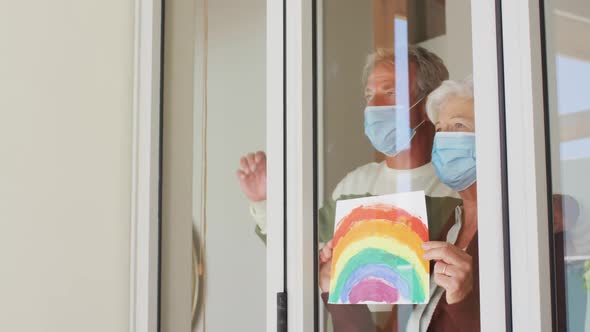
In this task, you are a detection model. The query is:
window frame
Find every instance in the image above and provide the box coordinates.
[501,0,555,330]
[129,0,163,331]
[279,0,514,331]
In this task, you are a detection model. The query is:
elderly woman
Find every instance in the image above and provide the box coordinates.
[406,78,479,331]
[319,78,479,332]
[320,78,573,331]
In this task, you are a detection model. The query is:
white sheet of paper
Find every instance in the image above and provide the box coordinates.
[329,190,430,305]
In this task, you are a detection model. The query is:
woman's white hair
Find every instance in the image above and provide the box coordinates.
[426,77,474,124]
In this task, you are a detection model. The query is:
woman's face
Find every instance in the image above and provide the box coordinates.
[434,96,475,133]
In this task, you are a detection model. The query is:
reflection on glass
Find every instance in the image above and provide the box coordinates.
[316,1,479,331]
[544,1,590,330]
[193,2,267,331]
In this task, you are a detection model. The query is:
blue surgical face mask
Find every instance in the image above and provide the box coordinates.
[431,132,477,192]
[364,100,425,157]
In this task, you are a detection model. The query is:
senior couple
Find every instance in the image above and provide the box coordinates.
[236,46,569,331]
[318,72,479,332]
[236,45,479,331]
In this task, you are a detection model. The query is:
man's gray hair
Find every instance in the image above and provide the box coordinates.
[426,77,474,124]
[362,46,449,99]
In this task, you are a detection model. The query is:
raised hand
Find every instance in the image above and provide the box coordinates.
[236,151,267,202]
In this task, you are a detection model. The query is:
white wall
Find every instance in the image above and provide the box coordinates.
[444,0,473,80]
[322,0,375,199]
[0,1,134,331]
[418,0,473,80]
[193,0,267,331]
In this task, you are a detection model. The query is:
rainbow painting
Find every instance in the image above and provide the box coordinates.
[328,191,429,305]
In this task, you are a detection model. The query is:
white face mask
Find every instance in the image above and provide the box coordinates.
[364,99,425,157]
[431,132,477,191]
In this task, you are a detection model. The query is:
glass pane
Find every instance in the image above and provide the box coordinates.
[315,1,482,331]
[193,1,267,331]
[542,0,590,330]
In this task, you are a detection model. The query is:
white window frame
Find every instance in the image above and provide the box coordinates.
[155,0,289,330]
[501,0,554,330]
[266,0,287,331]
[472,1,511,331]
[283,0,316,330]
[128,0,162,331]
[154,0,558,330]
[279,0,514,331]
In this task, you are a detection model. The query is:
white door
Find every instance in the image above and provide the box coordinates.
[160,0,286,331]
[279,0,512,331]
[501,0,590,330]
[158,0,574,331]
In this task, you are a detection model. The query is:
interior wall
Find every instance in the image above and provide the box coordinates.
[418,0,472,80]
[0,1,134,331]
[193,0,267,331]
[322,0,375,200]
[444,0,473,80]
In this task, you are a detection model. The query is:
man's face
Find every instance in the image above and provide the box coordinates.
[364,62,426,127]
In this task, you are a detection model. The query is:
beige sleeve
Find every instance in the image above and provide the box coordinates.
[331,166,363,200]
[249,200,267,234]
[331,175,349,201]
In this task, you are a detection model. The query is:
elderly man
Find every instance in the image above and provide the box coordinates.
[237,46,458,244]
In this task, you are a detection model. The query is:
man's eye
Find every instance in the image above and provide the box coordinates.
[386,91,395,96]
[455,122,466,129]
[365,94,373,101]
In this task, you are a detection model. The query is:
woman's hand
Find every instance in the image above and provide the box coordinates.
[319,240,334,293]
[423,241,473,304]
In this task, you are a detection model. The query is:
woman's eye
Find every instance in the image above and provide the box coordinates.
[454,122,466,129]
[386,91,395,96]
[365,94,373,101]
